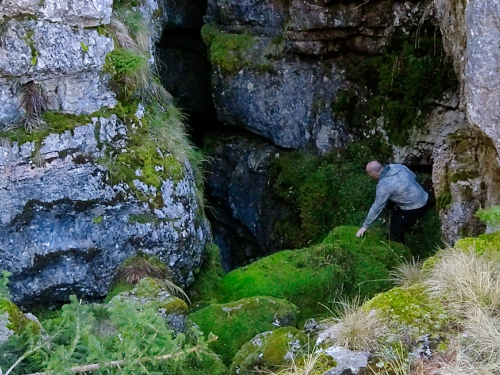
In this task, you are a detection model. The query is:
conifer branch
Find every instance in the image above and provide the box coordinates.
[21,334,218,375]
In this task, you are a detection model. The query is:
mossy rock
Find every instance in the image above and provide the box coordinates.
[363,284,450,337]
[454,231,500,254]
[230,327,308,375]
[0,298,34,345]
[187,243,225,306]
[219,226,410,323]
[109,278,188,314]
[188,296,299,365]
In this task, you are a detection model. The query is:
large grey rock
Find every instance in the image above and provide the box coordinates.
[323,346,370,375]
[0,19,115,126]
[0,0,112,26]
[212,54,349,152]
[0,115,210,305]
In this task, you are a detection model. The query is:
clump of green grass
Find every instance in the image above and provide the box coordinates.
[105,9,171,103]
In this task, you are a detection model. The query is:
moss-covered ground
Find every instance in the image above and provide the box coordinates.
[188,296,299,366]
[218,226,410,324]
[187,243,226,306]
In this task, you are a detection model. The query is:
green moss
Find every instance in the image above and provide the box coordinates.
[0,110,102,145]
[92,216,103,224]
[230,327,308,375]
[454,231,500,254]
[133,277,165,297]
[104,281,134,303]
[200,24,221,46]
[220,226,410,323]
[363,285,450,336]
[128,213,158,224]
[188,296,299,365]
[0,298,31,334]
[159,297,188,314]
[24,30,38,66]
[336,37,457,146]
[187,243,226,305]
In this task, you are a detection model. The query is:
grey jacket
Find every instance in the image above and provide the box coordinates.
[362,164,428,228]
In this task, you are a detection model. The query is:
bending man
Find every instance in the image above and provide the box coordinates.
[356,161,428,243]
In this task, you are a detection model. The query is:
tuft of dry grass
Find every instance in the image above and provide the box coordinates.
[114,254,189,302]
[319,296,385,351]
[426,246,500,314]
[390,258,426,287]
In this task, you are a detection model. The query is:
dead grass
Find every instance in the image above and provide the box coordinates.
[319,296,385,351]
[115,254,189,302]
[426,246,500,314]
[390,258,426,287]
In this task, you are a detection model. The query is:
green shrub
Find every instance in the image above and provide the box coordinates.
[0,296,224,375]
[475,206,500,229]
[188,296,299,365]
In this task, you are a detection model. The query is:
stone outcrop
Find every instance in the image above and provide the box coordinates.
[204,130,294,268]
[204,0,430,153]
[0,1,116,126]
[430,0,500,243]
[0,114,210,305]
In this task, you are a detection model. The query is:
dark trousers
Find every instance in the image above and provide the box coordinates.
[389,205,427,243]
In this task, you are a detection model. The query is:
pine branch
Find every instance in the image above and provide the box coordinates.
[21,335,218,375]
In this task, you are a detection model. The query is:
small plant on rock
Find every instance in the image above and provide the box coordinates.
[389,258,426,288]
[114,253,189,301]
[19,81,47,132]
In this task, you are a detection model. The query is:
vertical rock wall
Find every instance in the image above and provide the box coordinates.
[0,0,211,304]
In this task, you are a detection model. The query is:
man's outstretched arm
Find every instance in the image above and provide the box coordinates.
[356,185,391,237]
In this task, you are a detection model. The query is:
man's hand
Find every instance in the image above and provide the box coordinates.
[356,227,367,238]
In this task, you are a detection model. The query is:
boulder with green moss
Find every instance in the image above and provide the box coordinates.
[219,226,410,322]
[188,296,299,365]
[363,285,450,338]
[110,277,189,333]
[0,298,32,345]
[230,326,307,375]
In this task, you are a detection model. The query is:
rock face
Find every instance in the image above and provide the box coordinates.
[204,0,430,153]
[429,0,500,243]
[205,130,293,268]
[0,2,116,126]
[0,114,210,305]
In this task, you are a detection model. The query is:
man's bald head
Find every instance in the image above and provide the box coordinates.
[366,161,384,179]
